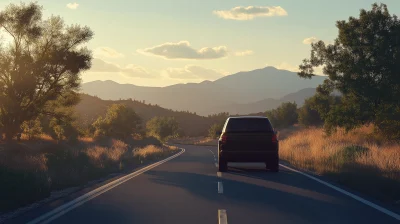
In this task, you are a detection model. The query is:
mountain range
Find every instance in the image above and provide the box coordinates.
[81,66,327,115]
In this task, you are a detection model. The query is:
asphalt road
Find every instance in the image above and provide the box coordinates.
[7,145,400,224]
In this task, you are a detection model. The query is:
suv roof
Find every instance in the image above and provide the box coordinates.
[228,116,269,119]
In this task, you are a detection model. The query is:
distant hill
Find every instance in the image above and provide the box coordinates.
[75,94,226,137]
[81,66,326,115]
[215,88,317,115]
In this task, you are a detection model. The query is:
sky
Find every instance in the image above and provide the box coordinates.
[1,0,400,87]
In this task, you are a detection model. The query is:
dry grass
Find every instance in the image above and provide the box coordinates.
[0,138,179,212]
[280,125,400,203]
[170,136,217,146]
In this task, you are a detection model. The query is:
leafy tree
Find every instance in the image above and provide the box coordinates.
[266,102,298,128]
[298,3,400,138]
[21,117,42,140]
[48,108,80,142]
[298,94,341,127]
[146,117,180,142]
[0,2,93,141]
[93,104,141,139]
[298,100,323,127]
[208,122,225,138]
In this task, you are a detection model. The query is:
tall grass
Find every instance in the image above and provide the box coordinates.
[0,139,179,212]
[279,126,400,203]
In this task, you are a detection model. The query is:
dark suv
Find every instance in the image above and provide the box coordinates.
[217,116,279,172]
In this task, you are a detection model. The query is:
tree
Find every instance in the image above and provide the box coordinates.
[298,94,341,127]
[298,3,400,138]
[266,102,298,128]
[146,117,180,142]
[298,99,323,127]
[208,122,225,138]
[93,104,141,139]
[48,109,80,142]
[0,2,93,141]
[21,117,42,140]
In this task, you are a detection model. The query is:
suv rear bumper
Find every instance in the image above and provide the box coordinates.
[219,150,278,162]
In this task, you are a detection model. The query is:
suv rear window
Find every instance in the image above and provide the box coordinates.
[225,118,273,132]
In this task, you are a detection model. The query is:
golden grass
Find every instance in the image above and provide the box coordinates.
[280,125,400,182]
[133,145,163,158]
[279,125,400,203]
[170,136,217,146]
[0,153,47,171]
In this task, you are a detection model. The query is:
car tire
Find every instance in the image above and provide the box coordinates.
[219,158,228,172]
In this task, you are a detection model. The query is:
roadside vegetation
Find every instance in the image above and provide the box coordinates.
[0,2,181,214]
[274,3,400,204]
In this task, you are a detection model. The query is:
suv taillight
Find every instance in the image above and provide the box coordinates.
[272,133,278,143]
[221,134,228,144]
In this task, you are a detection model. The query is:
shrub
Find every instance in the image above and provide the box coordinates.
[146,117,180,142]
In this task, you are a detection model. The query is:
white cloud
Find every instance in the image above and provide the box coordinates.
[137,41,228,60]
[234,50,254,56]
[90,58,154,78]
[94,47,124,58]
[303,37,318,45]
[164,65,226,80]
[213,6,287,20]
[66,3,79,9]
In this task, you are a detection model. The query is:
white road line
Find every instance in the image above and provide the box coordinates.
[217,172,222,177]
[280,164,400,221]
[215,163,218,168]
[218,209,228,224]
[27,148,186,224]
[218,182,223,194]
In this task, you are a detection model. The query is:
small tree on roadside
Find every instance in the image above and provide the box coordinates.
[266,102,298,128]
[48,108,80,142]
[21,117,43,140]
[146,117,180,142]
[0,2,93,141]
[93,104,141,139]
[208,122,225,138]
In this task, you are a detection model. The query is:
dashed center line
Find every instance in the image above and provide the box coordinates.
[218,182,223,194]
[218,209,228,224]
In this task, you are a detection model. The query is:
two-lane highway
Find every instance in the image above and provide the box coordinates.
[7,145,400,224]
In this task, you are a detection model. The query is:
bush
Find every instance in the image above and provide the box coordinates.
[298,97,324,127]
[146,117,180,142]
[266,102,298,128]
[21,118,43,140]
[93,104,141,140]
[208,122,224,138]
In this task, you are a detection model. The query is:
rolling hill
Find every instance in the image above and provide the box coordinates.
[81,66,326,115]
[75,94,226,137]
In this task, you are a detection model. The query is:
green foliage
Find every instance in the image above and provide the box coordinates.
[92,104,141,139]
[48,108,80,142]
[266,102,298,128]
[208,122,225,138]
[0,2,93,141]
[298,3,400,139]
[298,94,341,127]
[21,117,43,140]
[146,116,180,142]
